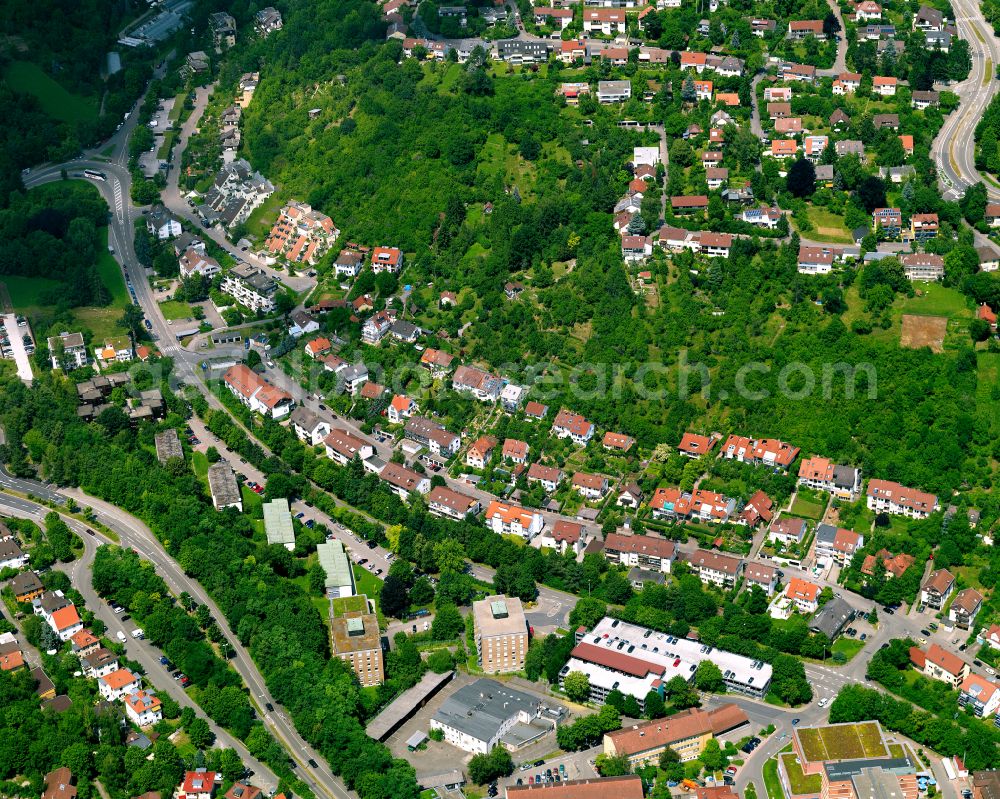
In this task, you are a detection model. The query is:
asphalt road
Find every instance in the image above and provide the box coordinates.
[932,0,1000,199]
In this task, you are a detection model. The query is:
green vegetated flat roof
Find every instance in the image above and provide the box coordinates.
[263,497,295,546]
[332,594,368,617]
[796,722,887,763]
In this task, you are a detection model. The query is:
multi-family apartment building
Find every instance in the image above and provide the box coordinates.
[331,601,384,687]
[866,479,938,518]
[603,532,676,573]
[688,549,744,588]
[814,524,863,565]
[222,364,293,418]
[484,500,544,539]
[427,486,481,521]
[265,201,340,265]
[797,456,862,500]
[921,568,954,610]
[220,265,277,313]
[472,595,529,674]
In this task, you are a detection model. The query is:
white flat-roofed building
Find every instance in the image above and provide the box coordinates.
[430,678,543,754]
[263,498,295,550]
[317,540,356,598]
[207,462,243,512]
[562,617,772,707]
[47,332,88,370]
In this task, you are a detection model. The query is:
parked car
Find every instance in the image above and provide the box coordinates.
[265,702,274,712]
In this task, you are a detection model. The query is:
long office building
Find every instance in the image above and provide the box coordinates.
[563,617,772,708]
[317,540,355,598]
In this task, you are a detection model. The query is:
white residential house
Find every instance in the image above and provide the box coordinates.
[124,689,162,726]
[324,428,375,465]
[47,332,88,370]
[484,501,544,540]
[289,407,331,446]
[98,668,141,702]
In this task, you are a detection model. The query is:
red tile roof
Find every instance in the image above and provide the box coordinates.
[507,775,644,798]
[569,642,664,678]
[604,532,676,561]
[679,432,717,456]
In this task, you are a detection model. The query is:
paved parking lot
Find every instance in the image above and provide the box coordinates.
[385,671,479,779]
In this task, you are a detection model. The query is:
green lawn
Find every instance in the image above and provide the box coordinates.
[831,637,865,662]
[168,92,188,122]
[438,62,463,93]
[803,206,853,244]
[244,192,285,242]
[763,758,786,799]
[789,492,826,520]
[353,564,385,626]
[780,753,822,795]
[1,275,63,307]
[158,130,177,160]
[159,300,194,320]
[896,284,972,318]
[192,451,209,480]
[4,61,97,122]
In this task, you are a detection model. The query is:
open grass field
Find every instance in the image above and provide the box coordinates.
[795,722,887,763]
[6,185,131,342]
[803,207,853,244]
[780,753,823,795]
[0,276,63,309]
[4,61,97,123]
[191,450,209,480]
[159,300,194,320]
[477,133,538,199]
[898,284,972,317]
[900,314,947,353]
[244,191,285,242]
[790,490,826,520]
[831,637,865,661]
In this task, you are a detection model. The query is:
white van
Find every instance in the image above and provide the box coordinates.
[116,631,127,644]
